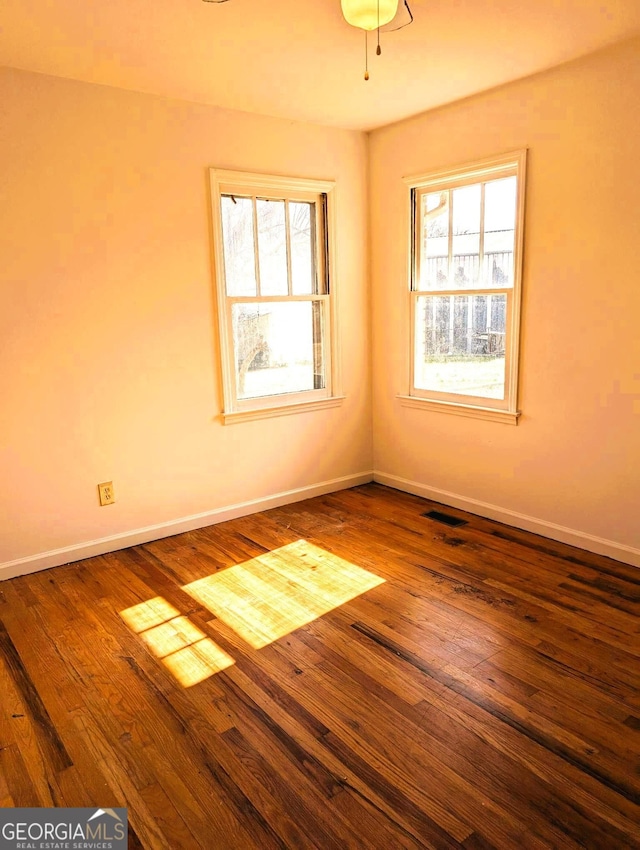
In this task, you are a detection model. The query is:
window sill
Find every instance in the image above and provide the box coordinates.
[397,395,520,425]
[223,395,345,425]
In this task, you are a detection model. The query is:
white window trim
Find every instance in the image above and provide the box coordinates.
[209,169,342,424]
[400,149,527,424]
[397,395,520,425]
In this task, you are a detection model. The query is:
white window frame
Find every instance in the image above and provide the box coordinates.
[209,169,343,424]
[399,150,527,425]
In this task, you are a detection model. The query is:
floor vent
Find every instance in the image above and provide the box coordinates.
[422,510,468,528]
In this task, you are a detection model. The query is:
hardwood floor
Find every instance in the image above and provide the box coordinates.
[0,483,638,849]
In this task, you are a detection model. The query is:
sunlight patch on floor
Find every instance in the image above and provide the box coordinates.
[120,596,235,687]
[182,539,385,649]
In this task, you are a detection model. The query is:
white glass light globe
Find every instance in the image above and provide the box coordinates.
[341,0,399,32]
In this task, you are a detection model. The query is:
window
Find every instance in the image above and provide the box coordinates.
[210,170,341,423]
[402,151,527,424]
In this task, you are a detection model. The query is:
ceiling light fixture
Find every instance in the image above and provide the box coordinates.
[341,0,413,80]
[341,0,399,31]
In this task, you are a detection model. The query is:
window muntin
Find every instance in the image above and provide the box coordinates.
[211,171,337,419]
[221,194,321,299]
[408,152,526,415]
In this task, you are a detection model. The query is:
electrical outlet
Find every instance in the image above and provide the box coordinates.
[98,481,115,506]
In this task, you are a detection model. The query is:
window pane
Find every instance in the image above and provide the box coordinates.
[257,199,288,296]
[483,176,516,287]
[415,294,506,399]
[232,301,325,400]
[451,184,481,288]
[420,191,449,290]
[290,202,316,295]
[221,196,257,296]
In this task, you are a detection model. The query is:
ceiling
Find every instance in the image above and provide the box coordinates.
[1,0,639,131]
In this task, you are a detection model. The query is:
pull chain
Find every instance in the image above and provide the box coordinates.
[376,0,382,55]
[364,30,369,80]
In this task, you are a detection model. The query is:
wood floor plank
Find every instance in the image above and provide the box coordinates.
[0,619,72,770]
[0,744,40,808]
[0,483,638,848]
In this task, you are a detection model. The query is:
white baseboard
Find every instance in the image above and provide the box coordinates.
[5,470,636,582]
[0,471,374,583]
[374,471,640,568]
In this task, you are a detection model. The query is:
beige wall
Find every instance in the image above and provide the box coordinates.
[3,38,639,573]
[0,68,371,567]
[369,38,640,558]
